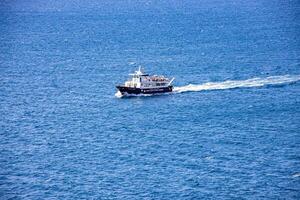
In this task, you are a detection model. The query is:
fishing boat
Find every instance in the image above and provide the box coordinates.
[116,67,174,95]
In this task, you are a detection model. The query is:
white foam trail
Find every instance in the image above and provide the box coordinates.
[114,90,155,98]
[174,75,300,93]
[114,91,162,98]
[115,91,124,98]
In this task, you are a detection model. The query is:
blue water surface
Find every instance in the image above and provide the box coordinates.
[1,0,300,199]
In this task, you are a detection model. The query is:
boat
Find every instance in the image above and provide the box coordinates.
[116,67,175,95]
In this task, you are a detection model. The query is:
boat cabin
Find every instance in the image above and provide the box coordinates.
[124,67,171,88]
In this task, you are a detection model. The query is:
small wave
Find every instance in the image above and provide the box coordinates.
[174,75,300,93]
[204,156,214,160]
[292,173,300,178]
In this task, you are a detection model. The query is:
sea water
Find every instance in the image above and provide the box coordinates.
[1,0,300,199]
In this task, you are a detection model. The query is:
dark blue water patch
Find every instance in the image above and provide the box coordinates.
[1,0,300,199]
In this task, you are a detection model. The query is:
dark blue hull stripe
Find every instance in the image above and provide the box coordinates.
[116,86,173,94]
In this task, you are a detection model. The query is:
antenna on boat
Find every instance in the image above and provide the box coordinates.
[136,65,144,75]
[168,77,175,86]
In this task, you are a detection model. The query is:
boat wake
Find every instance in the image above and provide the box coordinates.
[115,91,124,98]
[115,91,166,98]
[173,75,300,93]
